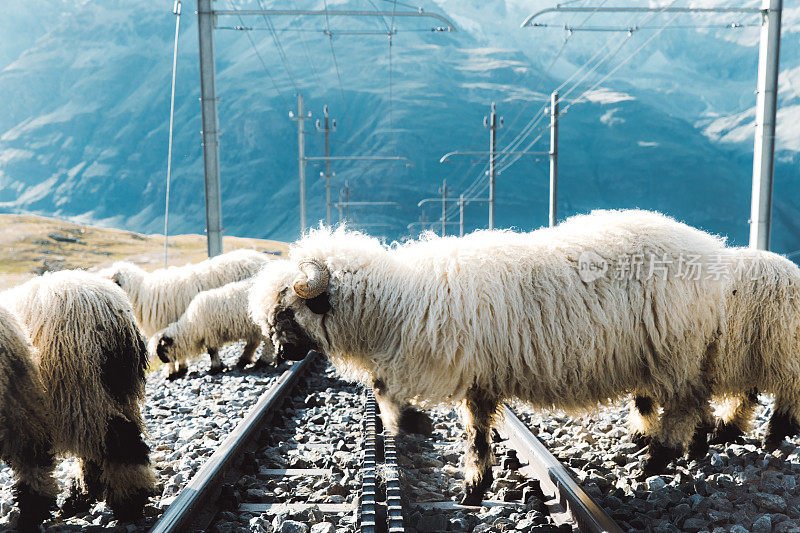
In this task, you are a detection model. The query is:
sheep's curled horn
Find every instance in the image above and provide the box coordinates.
[293,259,330,299]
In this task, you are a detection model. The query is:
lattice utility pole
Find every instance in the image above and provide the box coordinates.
[316,106,337,226]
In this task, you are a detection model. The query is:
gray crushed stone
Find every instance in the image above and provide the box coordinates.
[0,342,282,532]
[513,395,800,533]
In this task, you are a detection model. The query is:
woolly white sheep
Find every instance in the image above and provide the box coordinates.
[102,248,272,379]
[2,270,155,522]
[249,210,731,504]
[0,304,59,531]
[629,247,800,453]
[149,277,275,376]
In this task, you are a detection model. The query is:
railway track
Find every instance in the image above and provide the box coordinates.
[148,353,622,533]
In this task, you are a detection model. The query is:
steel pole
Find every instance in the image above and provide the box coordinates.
[316,105,336,226]
[484,103,502,229]
[441,179,447,237]
[459,194,464,237]
[197,0,223,257]
[291,94,308,234]
[549,91,559,228]
[749,0,782,250]
[324,110,331,225]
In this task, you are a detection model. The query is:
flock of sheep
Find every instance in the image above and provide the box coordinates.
[0,208,799,529]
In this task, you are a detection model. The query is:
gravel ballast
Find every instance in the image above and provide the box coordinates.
[0,342,284,532]
[514,396,800,533]
[2,339,797,533]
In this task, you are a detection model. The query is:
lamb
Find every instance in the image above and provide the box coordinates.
[249,210,731,505]
[101,248,272,379]
[150,277,275,376]
[2,270,155,521]
[0,305,59,531]
[629,247,800,453]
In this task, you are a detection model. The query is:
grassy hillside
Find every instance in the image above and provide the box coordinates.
[0,214,288,290]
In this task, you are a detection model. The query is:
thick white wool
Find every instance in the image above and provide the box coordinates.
[102,249,272,337]
[2,270,146,461]
[149,277,272,365]
[710,248,800,412]
[254,210,730,419]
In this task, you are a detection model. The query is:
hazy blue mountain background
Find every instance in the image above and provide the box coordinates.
[1,0,799,253]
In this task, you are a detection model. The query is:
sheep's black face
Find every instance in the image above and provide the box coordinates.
[156,336,173,364]
[271,307,317,362]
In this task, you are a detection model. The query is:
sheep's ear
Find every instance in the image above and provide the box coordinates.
[305,292,331,315]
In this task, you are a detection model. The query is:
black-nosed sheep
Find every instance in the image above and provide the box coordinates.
[250,210,730,505]
[2,270,155,521]
[0,305,59,531]
[101,249,272,378]
[149,277,275,376]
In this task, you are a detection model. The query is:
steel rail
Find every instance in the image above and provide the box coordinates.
[361,391,380,533]
[498,405,623,533]
[150,353,317,533]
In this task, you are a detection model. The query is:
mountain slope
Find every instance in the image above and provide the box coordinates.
[0,0,798,252]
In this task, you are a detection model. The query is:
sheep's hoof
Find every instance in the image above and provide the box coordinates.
[398,408,434,436]
[709,420,744,445]
[764,411,800,451]
[107,487,150,522]
[15,483,56,532]
[208,365,226,375]
[459,492,483,507]
[630,431,651,447]
[236,359,251,370]
[60,486,94,518]
[687,431,710,462]
[642,441,681,475]
[249,358,272,371]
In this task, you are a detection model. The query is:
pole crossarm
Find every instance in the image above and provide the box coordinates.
[521,6,763,28]
[417,197,488,207]
[212,9,457,32]
[439,150,548,163]
[334,201,402,208]
[305,156,414,166]
[407,221,460,229]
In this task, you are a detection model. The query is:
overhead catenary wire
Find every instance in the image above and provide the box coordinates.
[231,9,291,110]
[255,0,300,94]
[322,0,351,121]
[164,0,182,268]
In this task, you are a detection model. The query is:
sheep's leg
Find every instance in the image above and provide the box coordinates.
[7,439,58,531]
[236,340,259,369]
[372,379,433,436]
[101,415,156,521]
[207,348,225,375]
[688,404,715,461]
[710,389,758,445]
[251,342,276,370]
[644,380,711,474]
[61,460,102,518]
[764,391,800,451]
[460,386,499,506]
[166,360,188,380]
[628,394,659,446]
